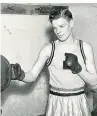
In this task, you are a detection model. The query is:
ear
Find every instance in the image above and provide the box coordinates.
[70,19,74,28]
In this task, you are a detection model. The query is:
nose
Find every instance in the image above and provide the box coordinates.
[56,29,61,35]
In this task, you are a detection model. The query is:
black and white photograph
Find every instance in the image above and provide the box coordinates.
[1,2,97,116]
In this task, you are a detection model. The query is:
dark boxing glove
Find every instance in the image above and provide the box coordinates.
[1,55,11,92]
[63,53,82,74]
[10,63,25,81]
[1,54,25,92]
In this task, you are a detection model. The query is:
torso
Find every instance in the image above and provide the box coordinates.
[47,39,86,89]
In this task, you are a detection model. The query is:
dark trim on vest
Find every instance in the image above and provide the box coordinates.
[46,41,55,66]
[50,90,85,97]
[79,40,86,65]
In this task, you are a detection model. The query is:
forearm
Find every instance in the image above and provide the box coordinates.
[78,69,97,86]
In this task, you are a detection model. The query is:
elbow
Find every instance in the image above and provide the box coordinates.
[24,72,37,83]
[31,76,37,82]
[30,72,38,82]
[29,74,37,83]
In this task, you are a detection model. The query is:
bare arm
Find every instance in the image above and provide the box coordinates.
[78,42,97,87]
[23,44,50,83]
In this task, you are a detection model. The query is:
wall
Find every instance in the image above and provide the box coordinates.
[1,14,51,116]
[1,4,97,116]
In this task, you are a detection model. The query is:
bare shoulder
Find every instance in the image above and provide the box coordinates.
[82,41,93,54]
[83,41,92,49]
[81,41,94,59]
[39,42,52,58]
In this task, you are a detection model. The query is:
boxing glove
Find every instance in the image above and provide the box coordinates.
[1,55,11,92]
[1,55,25,92]
[63,53,82,74]
[10,63,25,81]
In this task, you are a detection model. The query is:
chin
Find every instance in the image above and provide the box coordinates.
[58,34,70,42]
[58,39,66,42]
[58,37,68,42]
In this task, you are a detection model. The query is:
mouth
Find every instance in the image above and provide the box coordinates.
[58,34,65,37]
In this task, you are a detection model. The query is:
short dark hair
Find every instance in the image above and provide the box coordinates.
[49,6,73,23]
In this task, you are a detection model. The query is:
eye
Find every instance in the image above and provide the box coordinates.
[53,27,57,32]
[60,25,64,28]
[53,27,56,30]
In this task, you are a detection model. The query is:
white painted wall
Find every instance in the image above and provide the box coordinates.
[1,14,51,70]
[1,14,50,116]
[1,5,97,116]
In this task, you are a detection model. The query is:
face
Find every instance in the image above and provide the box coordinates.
[52,17,73,42]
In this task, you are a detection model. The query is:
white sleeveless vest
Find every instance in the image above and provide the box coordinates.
[46,40,86,89]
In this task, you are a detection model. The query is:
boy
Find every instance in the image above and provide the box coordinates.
[10,6,97,116]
